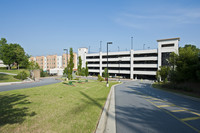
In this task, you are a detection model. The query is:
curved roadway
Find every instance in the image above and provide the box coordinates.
[0,78,61,92]
[115,80,200,133]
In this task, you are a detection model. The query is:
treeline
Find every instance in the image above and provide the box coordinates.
[77,56,89,77]
[157,44,200,92]
[0,38,29,70]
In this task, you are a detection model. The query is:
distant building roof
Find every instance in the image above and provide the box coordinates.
[78,47,88,49]
[157,37,180,42]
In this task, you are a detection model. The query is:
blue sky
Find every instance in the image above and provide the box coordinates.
[0,0,200,56]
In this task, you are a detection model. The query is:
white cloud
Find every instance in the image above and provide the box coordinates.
[114,18,143,29]
[115,8,200,28]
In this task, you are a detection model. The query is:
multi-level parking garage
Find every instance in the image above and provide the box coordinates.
[78,38,179,80]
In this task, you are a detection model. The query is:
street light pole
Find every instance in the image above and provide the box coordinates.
[118,60,121,82]
[107,42,112,87]
[143,44,145,50]
[64,49,68,81]
[100,41,102,52]
[131,36,133,50]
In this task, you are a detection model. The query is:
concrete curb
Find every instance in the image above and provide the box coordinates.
[0,72,17,75]
[95,83,121,133]
[150,84,200,102]
[0,80,35,86]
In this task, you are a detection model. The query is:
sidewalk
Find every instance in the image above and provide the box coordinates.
[0,77,35,86]
[96,83,121,133]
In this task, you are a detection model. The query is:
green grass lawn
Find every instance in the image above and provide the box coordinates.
[0,73,20,83]
[0,69,29,75]
[152,82,200,99]
[0,80,118,133]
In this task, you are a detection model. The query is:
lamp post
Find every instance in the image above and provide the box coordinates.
[131,36,133,50]
[118,60,121,82]
[64,49,68,81]
[100,41,102,52]
[107,42,112,87]
[143,44,145,50]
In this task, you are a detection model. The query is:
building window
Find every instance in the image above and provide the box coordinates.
[162,52,171,66]
[162,44,174,48]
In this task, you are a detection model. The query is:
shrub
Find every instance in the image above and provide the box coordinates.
[15,71,28,80]
[85,79,88,82]
[78,80,82,83]
[102,68,109,78]
[40,69,48,77]
[98,74,104,82]
[68,81,73,85]
[74,77,80,80]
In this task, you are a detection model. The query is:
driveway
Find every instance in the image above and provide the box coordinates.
[115,80,200,133]
[0,78,61,92]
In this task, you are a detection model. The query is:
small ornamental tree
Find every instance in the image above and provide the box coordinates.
[68,48,74,80]
[85,62,89,77]
[81,67,85,76]
[159,66,170,83]
[103,68,109,78]
[78,56,82,75]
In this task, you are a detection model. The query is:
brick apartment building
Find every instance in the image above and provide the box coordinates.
[30,53,77,75]
[62,53,77,69]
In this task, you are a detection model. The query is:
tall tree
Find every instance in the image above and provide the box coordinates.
[0,38,7,59]
[85,62,89,77]
[0,38,29,70]
[78,56,82,75]
[169,44,200,82]
[13,43,27,69]
[1,44,15,70]
[68,48,74,80]
[158,66,170,83]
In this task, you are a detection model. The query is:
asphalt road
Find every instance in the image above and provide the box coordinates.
[0,78,61,92]
[115,80,200,133]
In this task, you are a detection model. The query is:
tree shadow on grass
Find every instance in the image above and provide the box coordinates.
[70,91,106,114]
[0,74,10,81]
[0,94,36,126]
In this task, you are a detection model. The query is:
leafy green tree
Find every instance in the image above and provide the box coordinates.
[14,71,28,80]
[0,38,29,70]
[63,67,69,79]
[169,44,200,82]
[0,38,7,59]
[169,52,178,70]
[68,48,74,80]
[78,56,82,75]
[1,44,15,70]
[85,62,89,77]
[97,74,104,82]
[103,68,109,78]
[40,69,48,77]
[13,43,27,69]
[27,61,40,79]
[20,54,30,68]
[159,66,170,83]
[156,70,161,82]
[81,67,85,76]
